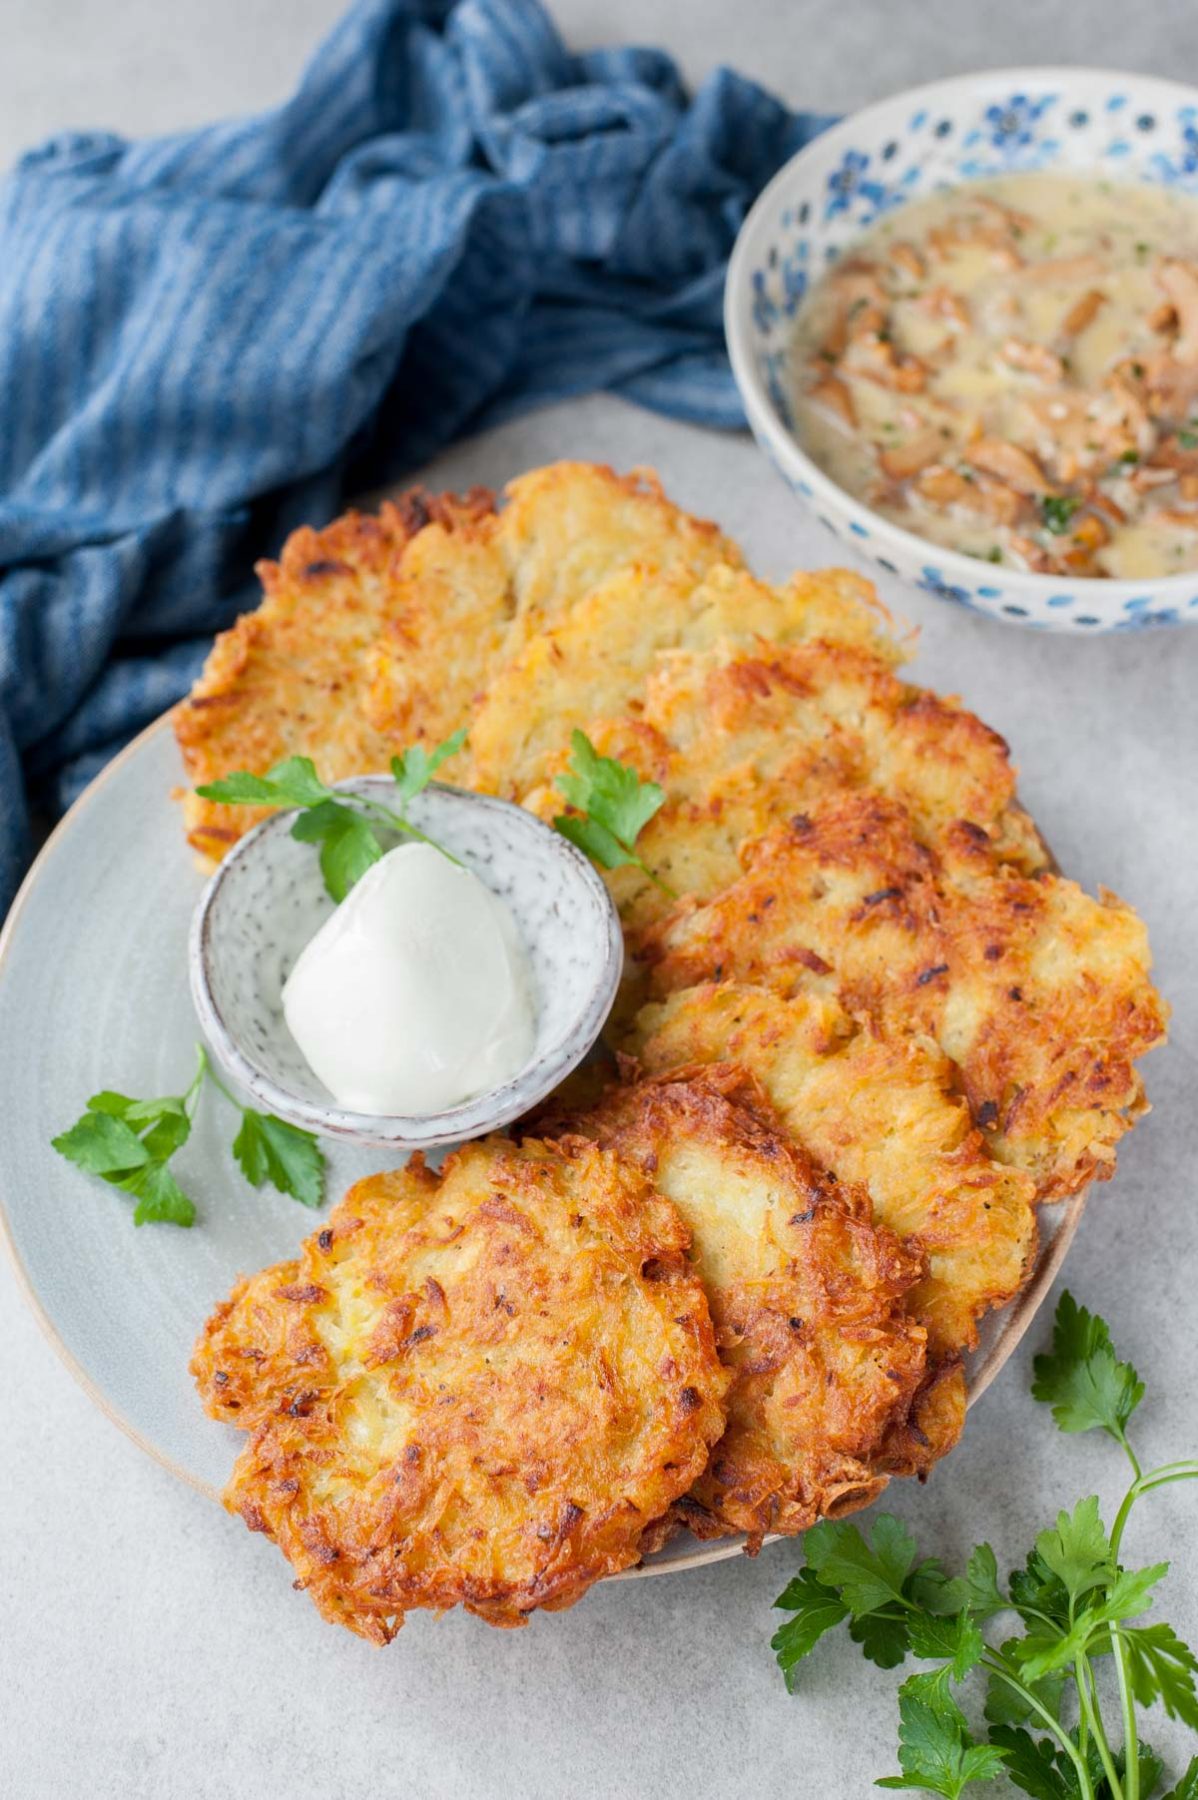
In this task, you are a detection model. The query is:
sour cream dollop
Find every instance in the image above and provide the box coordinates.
[281,842,536,1115]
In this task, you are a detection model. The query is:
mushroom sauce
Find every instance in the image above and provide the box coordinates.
[790,171,1198,578]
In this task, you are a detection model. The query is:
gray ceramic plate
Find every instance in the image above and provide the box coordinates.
[0,715,1087,1578]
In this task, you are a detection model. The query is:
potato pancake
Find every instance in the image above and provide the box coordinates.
[519,636,1050,935]
[467,562,901,800]
[636,792,1167,1198]
[175,489,495,863]
[540,1066,946,1547]
[191,1136,728,1641]
[177,462,736,861]
[366,460,741,754]
[628,983,1039,1359]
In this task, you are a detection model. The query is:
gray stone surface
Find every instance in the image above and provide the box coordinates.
[3,6,1198,1797]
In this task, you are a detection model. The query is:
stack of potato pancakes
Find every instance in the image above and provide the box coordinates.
[182,463,1165,1643]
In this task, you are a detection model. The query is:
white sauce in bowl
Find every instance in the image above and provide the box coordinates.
[791,171,1198,578]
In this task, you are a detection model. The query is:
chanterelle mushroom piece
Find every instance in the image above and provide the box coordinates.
[1061,289,1106,338]
[808,374,856,429]
[1142,351,1198,426]
[1000,338,1065,382]
[843,331,928,394]
[879,430,945,481]
[1156,260,1198,364]
[1017,255,1103,285]
[915,467,1025,527]
[964,438,1056,496]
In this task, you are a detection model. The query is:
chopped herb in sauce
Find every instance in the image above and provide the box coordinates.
[1040,494,1082,535]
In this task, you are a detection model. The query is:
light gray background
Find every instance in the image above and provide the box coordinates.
[2,4,1197,1798]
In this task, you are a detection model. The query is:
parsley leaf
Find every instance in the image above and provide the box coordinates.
[805,1512,917,1616]
[960,1543,1007,1621]
[985,1726,1072,1800]
[1097,1560,1170,1626]
[1008,1531,1163,1685]
[1034,1496,1113,1604]
[232,1109,325,1209]
[556,730,664,847]
[1040,495,1082,536]
[391,726,467,809]
[85,1089,141,1116]
[908,1612,985,1682]
[1009,1548,1070,1632]
[292,800,384,902]
[553,730,671,894]
[53,1045,328,1228]
[52,1109,151,1177]
[555,812,642,874]
[52,1059,203,1228]
[876,1687,1006,1796]
[197,732,468,901]
[771,1570,849,1690]
[1120,1622,1198,1728]
[1014,1618,1098,1685]
[198,756,331,809]
[116,1160,197,1228]
[1032,1291,1144,1444]
[852,1609,913,1671]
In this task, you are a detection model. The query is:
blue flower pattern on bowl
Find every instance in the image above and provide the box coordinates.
[917,567,973,608]
[983,93,1053,150]
[1150,108,1198,184]
[738,75,1198,631]
[1114,607,1183,630]
[825,150,887,218]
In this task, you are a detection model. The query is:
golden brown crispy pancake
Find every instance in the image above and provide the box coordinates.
[176,462,738,862]
[636,792,1167,1199]
[517,636,1050,938]
[627,983,1039,1360]
[536,1065,947,1548]
[365,460,741,758]
[175,490,494,861]
[466,561,902,800]
[192,1136,728,1642]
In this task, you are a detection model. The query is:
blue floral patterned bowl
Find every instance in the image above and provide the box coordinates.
[725,68,1198,631]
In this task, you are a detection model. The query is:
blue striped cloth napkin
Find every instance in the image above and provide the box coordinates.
[0,0,830,911]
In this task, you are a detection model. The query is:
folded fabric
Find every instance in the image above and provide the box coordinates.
[0,0,830,910]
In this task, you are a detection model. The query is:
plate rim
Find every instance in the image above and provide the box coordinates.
[0,708,1090,1579]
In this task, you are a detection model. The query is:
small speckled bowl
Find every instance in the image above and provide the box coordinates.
[189,778,624,1151]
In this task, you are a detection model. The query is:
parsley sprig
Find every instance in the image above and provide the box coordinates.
[196,729,468,902]
[52,1045,325,1226]
[771,1292,1198,1800]
[552,730,674,896]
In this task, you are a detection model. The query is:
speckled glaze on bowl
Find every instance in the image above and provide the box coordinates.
[726,66,1198,632]
[189,778,624,1150]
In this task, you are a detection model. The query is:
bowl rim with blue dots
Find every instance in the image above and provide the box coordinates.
[725,65,1198,632]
